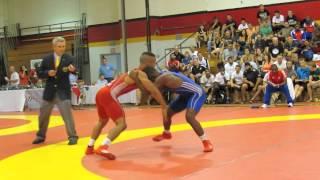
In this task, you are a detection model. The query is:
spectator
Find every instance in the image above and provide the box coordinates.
[254,34,266,50]
[222,43,237,62]
[272,10,285,33]
[208,31,223,54]
[284,36,299,57]
[279,22,294,41]
[242,63,260,102]
[209,17,222,32]
[300,40,314,61]
[255,48,264,66]
[262,64,293,108]
[261,54,272,75]
[284,61,297,81]
[182,51,192,65]
[191,58,206,84]
[257,4,270,24]
[302,16,315,40]
[273,55,287,70]
[259,20,273,38]
[195,25,207,48]
[172,46,185,62]
[246,23,257,43]
[287,10,298,27]
[69,72,78,85]
[294,59,310,100]
[307,63,320,102]
[5,66,20,88]
[238,30,249,55]
[167,54,180,72]
[213,68,230,103]
[269,37,284,61]
[95,74,108,86]
[19,65,29,86]
[222,14,237,37]
[225,56,238,81]
[223,30,235,45]
[200,70,215,103]
[290,24,306,42]
[231,65,244,103]
[99,57,116,82]
[238,18,249,31]
[198,53,209,69]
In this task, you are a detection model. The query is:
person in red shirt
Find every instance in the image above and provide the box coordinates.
[167,54,180,72]
[262,64,293,108]
[19,65,29,86]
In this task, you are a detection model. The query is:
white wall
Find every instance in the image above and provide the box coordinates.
[85,0,119,25]
[0,0,8,27]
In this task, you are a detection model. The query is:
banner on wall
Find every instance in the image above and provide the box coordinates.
[30,59,43,69]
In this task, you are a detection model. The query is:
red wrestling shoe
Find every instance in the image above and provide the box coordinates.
[152,132,172,142]
[85,146,95,155]
[95,145,116,160]
[202,140,213,152]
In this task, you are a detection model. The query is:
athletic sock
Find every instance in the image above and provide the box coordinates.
[88,138,95,147]
[164,130,170,134]
[199,134,208,141]
[102,137,112,146]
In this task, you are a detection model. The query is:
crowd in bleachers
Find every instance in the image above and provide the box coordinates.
[166,4,320,104]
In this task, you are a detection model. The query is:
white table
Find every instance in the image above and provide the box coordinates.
[0,89,26,112]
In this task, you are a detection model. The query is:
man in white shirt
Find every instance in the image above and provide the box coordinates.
[95,74,108,86]
[5,66,20,88]
[238,18,249,31]
[224,56,238,81]
[198,53,209,69]
[214,68,230,104]
[231,65,244,103]
[273,55,287,70]
[272,10,285,32]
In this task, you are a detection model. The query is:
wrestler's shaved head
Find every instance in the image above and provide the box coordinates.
[140,52,156,67]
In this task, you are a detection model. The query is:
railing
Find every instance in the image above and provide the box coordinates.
[20,21,81,36]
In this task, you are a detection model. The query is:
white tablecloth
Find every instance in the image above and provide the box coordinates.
[0,90,26,112]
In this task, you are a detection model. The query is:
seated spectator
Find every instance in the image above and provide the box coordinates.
[182,51,192,65]
[167,54,180,72]
[272,10,285,33]
[237,30,249,55]
[254,34,266,50]
[294,59,310,100]
[300,41,314,62]
[242,63,260,103]
[302,16,315,40]
[257,4,270,24]
[213,68,230,104]
[279,22,294,42]
[5,66,20,88]
[191,58,206,84]
[231,65,244,103]
[222,43,237,62]
[225,56,238,81]
[284,61,297,81]
[172,46,185,62]
[198,53,209,69]
[19,65,29,86]
[29,67,39,86]
[69,72,78,85]
[246,23,257,43]
[195,25,207,48]
[269,37,284,61]
[290,24,306,42]
[223,30,235,45]
[222,14,237,37]
[259,20,273,38]
[273,55,287,71]
[238,18,249,31]
[307,63,320,102]
[208,31,223,54]
[255,48,264,66]
[262,64,293,108]
[95,74,108,86]
[284,36,299,57]
[261,54,272,76]
[287,10,298,27]
[200,70,215,103]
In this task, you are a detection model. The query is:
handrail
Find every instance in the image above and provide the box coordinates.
[20,20,80,30]
[159,24,202,31]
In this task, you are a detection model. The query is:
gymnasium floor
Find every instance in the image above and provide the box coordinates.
[1,104,320,180]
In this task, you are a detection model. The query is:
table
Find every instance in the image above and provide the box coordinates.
[0,89,26,112]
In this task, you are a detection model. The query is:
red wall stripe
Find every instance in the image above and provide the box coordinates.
[88,0,320,43]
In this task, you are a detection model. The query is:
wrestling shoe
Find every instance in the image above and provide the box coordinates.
[85,146,95,155]
[152,131,172,142]
[202,140,213,152]
[95,145,116,160]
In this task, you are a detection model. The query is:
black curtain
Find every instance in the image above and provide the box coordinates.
[0,50,7,86]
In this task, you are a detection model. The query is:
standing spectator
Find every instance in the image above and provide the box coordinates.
[32,37,78,145]
[19,65,29,86]
[269,37,284,61]
[167,54,180,72]
[294,59,310,100]
[287,10,298,27]
[307,63,320,102]
[99,57,116,82]
[5,66,20,88]
[231,65,244,103]
[172,46,185,62]
[257,4,270,24]
[272,10,285,33]
[242,63,260,102]
[262,64,293,108]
